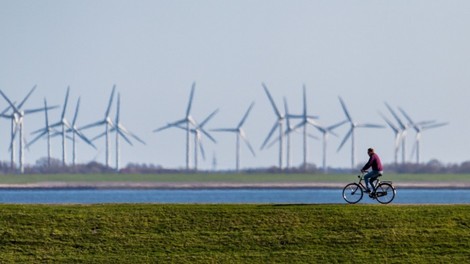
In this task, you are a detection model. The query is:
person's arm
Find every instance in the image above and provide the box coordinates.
[361,155,374,172]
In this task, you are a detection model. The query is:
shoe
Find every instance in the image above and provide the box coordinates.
[364,189,371,193]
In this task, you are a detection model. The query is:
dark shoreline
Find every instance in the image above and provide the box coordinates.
[0,181,470,190]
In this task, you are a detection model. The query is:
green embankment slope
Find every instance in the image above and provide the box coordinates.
[0,204,468,263]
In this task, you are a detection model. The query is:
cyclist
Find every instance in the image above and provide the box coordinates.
[360,148,383,193]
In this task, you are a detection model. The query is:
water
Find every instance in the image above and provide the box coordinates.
[0,189,469,204]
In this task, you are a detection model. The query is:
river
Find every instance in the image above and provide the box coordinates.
[0,188,469,204]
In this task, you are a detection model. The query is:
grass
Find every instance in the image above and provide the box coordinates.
[0,173,469,184]
[0,204,469,263]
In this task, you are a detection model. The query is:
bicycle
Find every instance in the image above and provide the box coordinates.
[342,172,396,204]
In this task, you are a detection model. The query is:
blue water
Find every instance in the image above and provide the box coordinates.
[0,189,469,204]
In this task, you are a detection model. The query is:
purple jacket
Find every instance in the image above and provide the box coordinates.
[362,153,383,171]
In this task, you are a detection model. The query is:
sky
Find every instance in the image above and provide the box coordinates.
[0,0,469,171]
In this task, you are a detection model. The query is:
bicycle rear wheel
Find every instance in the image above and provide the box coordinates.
[375,183,396,204]
[342,183,363,204]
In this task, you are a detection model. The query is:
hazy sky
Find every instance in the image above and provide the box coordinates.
[0,1,469,170]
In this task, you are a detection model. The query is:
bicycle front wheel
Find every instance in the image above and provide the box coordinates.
[375,183,396,204]
[342,183,363,204]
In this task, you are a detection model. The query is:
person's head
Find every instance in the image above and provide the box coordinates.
[367,148,375,156]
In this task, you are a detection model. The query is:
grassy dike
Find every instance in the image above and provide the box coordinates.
[0,205,469,263]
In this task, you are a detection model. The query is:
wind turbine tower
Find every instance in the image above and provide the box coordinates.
[154,83,197,170]
[399,107,448,164]
[313,120,347,173]
[337,97,384,170]
[0,86,55,173]
[289,85,318,171]
[80,85,116,167]
[260,83,284,170]
[212,102,256,172]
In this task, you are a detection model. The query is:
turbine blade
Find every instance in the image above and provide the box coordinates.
[104,85,116,118]
[198,140,206,161]
[283,97,291,129]
[0,90,19,114]
[378,112,399,132]
[240,130,256,157]
[398,107,418,131]
[25,130,48,148]
[74,130,97,149]
[237,102,255,128]
[23,105,59,115]
[186,82,196,117]
[153,119,187,132]
[61,86,70,120]
[212,128,237,133]
[91,131,107,142]
[1,104,12,115]
[291,120,307,132]
[327,120,348,131]
[422,122,448,130]
[17,85,37,109]
[129,132,146,145]
[80,120,105,131]
[302,84,307,117]
[199,109,219,128]
[307,133,319,140]
[44,98,50,128]
[116,93,121,125]
[385,102,406,129]
[199,127,217,143]
[118,129,133,146]
[409,141,417,161]
[262,83,282,118]
[306,115,319,119]
[337,128,353,152]
[338,96,353,122]
[72,97,81,127]
[357,123,385,129]
[260,122,279,150]
[118,124,146,145]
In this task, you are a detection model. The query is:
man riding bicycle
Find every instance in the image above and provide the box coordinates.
[361,148,383,193]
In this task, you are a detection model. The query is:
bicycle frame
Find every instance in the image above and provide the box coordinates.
[356,173,382,191]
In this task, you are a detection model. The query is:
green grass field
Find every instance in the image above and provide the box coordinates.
[0,173,469,184]
[0,204,468,263]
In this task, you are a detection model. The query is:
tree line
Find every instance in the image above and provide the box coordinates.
[0,157,468,174]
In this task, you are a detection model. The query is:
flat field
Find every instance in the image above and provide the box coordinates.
[0,204,468,263]
[0,173,469,184]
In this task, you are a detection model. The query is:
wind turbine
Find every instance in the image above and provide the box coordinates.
[398,107,448,164]
[266,97,318,169]
[68,98,96,166]
[337,97,385,170]
[313,120,347,173]
[80,85,116,167]
[212,102,256,172]
[42,87,72,166]
[0,86,56,173]
[175,109,218,171]
[113,93,146,171]
[289,85,319,171]
[32,96,96,166]
[260,83,284,170]
[154,82,197,170]
[384,102,408,164]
